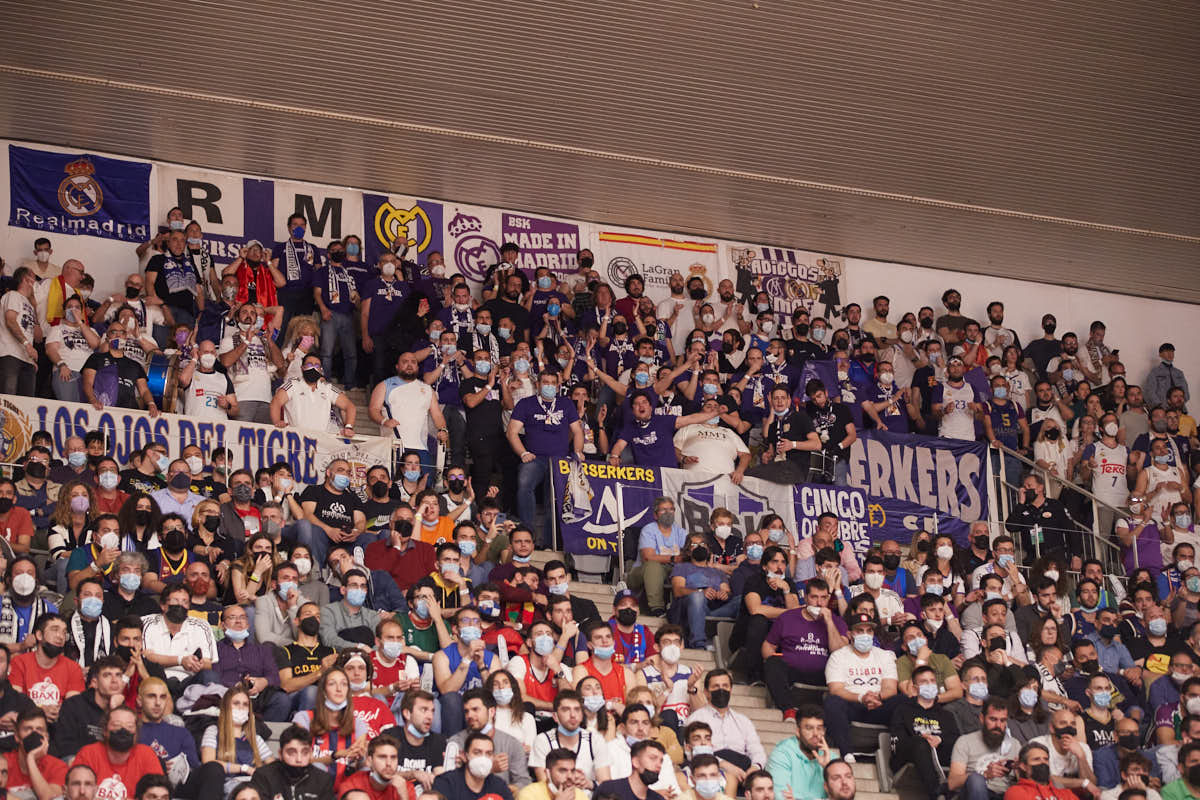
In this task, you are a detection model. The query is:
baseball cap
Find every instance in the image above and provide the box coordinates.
[613,589,636,607]
[849,611,878,628]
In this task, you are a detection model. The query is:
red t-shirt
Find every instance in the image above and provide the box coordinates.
[371,653,404,706]
[9,651,85,707]
[339,770,412,800]
[364,539,436,592]
[94,490,130,516]
[74,742,164,800]
[352,695,397,739]
[4,749,68,795]
[0,506,34,549]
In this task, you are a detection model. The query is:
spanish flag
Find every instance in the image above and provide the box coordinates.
[44,275,72,326]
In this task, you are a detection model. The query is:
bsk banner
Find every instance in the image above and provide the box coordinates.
[501,212,581,277]
[9,145,151,243]
[846,430,988,544]
[0,395,391,491]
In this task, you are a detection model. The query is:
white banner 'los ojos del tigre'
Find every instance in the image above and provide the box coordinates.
[0,395,391,490]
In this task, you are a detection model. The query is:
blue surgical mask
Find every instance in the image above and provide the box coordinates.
[548,582,568,595]
[853,634,873,653]
[277,581,298,600]
[907,637,927,655]
[346,243,361,256]
[324,698,347,711]
[993,386,1008,399]
[225,627,250,642]
[155,454,170,473]
[1019,688,1039,708]
[512,553,532,564]
[459,625,482,643]
[997,554,1014,568]
[540,384,557,400]
[925,583,944,596]
[746,544,764,560]
[811,327,827,342]
[917,683,939,701]
[403,469,421,482]
[1177,514,1193,529]
[538,276,553,290]
[291,226,306,239]
[493,687,514,706]
[695,779,723,799]
[119,573,141,593]
[635,372,651,386]
[1092,690,1112,708]
[68,451,87,468]
[703,382,719,395]
[382,641,404,659]
[548,303,561,317]
[332,474,351,490]
[767,528,786,543]
[534,634,556,656]
[1149,618,1169,636]
[557,723,581,736]
[498,327,512,340]
[406,723,429,739]
[476,323,492,336]
[583,695,606,713]
[969,682,989,700]
[475,360,492,375]
[415,599,430,619]
[514,357,530,372]
[1155,454,1171,464]
[80,596,104,619]
[593,645,615,660]
[345,588,367,607]
[459,539,477,556]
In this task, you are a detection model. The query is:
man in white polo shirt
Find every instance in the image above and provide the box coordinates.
[674,397,751,483]
[141,583,219,695]
[270,353,356,436]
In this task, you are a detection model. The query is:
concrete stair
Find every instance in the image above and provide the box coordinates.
[531,550,918,800]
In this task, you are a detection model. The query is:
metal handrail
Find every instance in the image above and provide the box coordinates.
[991,441,1132,569]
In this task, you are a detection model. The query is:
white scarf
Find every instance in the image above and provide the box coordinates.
[70,611,111,666]
[284,239,314,282]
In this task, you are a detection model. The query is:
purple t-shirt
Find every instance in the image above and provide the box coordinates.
[868,383,911,433]
[1120,518,1165,575]
[766,607,849,673]
[362,277,411,335]
[511,395,580,457]
[618,413,679,468]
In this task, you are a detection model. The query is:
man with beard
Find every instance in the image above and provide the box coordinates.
[948,697,1020,800]
[483,272,532,342]
[1004,742,1077,800]
[656,271,690,357]
[1022,314,1063,380]
[218,300,285,424]
[766,704,833,800]
[611,390,710,468]
[824,760,857,800]
[1026,379,1074,441]
[1005,472,1079,562]
[803,379,856,485]
[1030,708,1102,798]
[712,279,749,335]
[271,353,357,436]
[932,356,985,441]
[144,230,204,331]
[983,301,1021,360]
[9,613,84,724]
[863,295,896,345]
[935,288,977,346]
[371,350,451,481]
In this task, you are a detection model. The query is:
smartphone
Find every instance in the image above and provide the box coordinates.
[496,512,507,525]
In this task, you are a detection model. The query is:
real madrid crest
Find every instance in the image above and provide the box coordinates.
[58,157,103,217]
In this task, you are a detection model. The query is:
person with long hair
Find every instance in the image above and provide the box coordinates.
[231,534,278,607]
[279,315,321,383]
[577,675,616,740]
[116,492,161,552]
[1007,674,1050,744]
[291,667,369,784]
[189,498,239,592]
[199,686,274,795]
[47,480,97,591]
[484,668,536,751]
[1028,615,1077,713]
[918,533,967,607]
[902,530,932,579]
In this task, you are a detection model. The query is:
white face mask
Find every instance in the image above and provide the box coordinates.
[1043,569,1060,582]
[925,617,944,632]
[35,250,50,263]
[899,329,913,343]
[293,557,312,575]
[713,524,732,539]
[381,262,397,278]
[661,644,681,664]
[864,573,884,590]
[1104,422,1119,437]
[231,707,249,725]
[100,532,121,551]
[467,756,493,778]
[936,545,954,560]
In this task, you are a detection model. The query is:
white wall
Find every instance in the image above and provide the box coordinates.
[843,257,1199,399]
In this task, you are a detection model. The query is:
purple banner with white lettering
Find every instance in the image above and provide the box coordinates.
[845,429,988,545]
[501,213,581,277]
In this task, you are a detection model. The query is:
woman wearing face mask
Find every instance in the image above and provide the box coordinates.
[393,452,429,505]
[1006,677,1051,744]
[484,670,536,752]
[1033,420,1075,499]
[1028,616,1077,713]
[286,543,328,605]
[1134,439,1188,523]
[1001,345,1034,410]
[199,686,273,793]
[903,531,933,576]
[46,480,97,578]
[293,667,370,781]
[918,535,967,607]
[729,545,799,685]
[279,317,321,382]
[576,675,616,738]
[231,535,278,607]
[116,493,160,552]
[189,499,237,591]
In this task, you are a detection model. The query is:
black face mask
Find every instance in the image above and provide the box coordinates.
[328,251,346,263]
[1100,624,1118,640]
[164,530,187,552]
[448,478,466,493]
[973,535,990,550]
[1187,764,1200,787]
[21,731,43,752]
[302,367,323,384]
[0,497,12,514]
[638,769,659,786]
[203,516,221,533]
[134,509,152,526]
[919,317,933,329]
[795,323,810,337]
[616,608,637,627]
[164,605,188,625]
[282,761,310,782]
[1029,763,1051,785]
[125,285,141,299]
[859,352,875,363]
[25,462,47,480]
[689,287,706,301]
[988,636,1007,652]
[611,322,628,336]
[945,301,961,312]
[41,641,63,659]
[107,729,135,752]
[1117,733,1140,750]
[916,539,931,553]
[709,688,731,709]
[299,617,321,637]
[579,256,594,269]
[882,554,901,571]
[1079,658,1100,675]
[169,472,192,491]
[87,454,104,467]
[370,481,390,499]
[393,519,414,538]
[1045,429,1060,441]
[721,341,734,355]
[1043,322,1057,334]
[114,644,134,663]
[692,546,710,563]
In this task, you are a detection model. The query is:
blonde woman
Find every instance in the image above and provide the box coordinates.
[190,499,237,590]
[280,315,321,382]
[47,480,97,591]
[200,685,274,793]
[1033,419,1075,498]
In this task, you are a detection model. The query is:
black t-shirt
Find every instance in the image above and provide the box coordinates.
[766,408,818,467]
[482,299,530,341]
[596,778,665,800]
[804,400,855,458]
[276,642,335,680]
[0,682,35,751]
[361,497,395,534]
[459,376,504,433]
[299,484,362,533]
[786,338,826,369]
[82,352,147,409]
[118,468,165,495]
[433,768,515,800]
[741,572,796,613]
[1126,634,1183,671]
[1023,338,1063,377]
[379,726,448,774]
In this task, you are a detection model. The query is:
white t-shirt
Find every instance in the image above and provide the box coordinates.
[937,380,980,440]
[0,290,36,364]
[494,706,537,750]
[884,344,917,389]
[183,368,235,420]
[824,645,897,697]
[219,329,272,402]
[656,296,691,357]
[1030,734,1092,778]
[1084,440,1130,507]
[45,323,95,373]
[673,423,750,473]
[281,378,344,433]
[529,729,611,780]
[379,377,435,448]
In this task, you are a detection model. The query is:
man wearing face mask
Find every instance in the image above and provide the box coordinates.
[361,252,411,385]
[140,584,218,695]
[74,706,164,798]
[338,734,413,800]
[0,267,41,396]
[10,611,83,728]
[1004,742,1077,800]
[64,576,111,668]
[606,590,658,666]
[150,459,204,531]
[447,688,531,791]
[1093,716,1164,791]
[761,579,848,715]
[365,506,436,595]
[1005,473,1077,565]
[1021,314,1063,380]
[1029,709,1101,798]
[215,604,290,721]
[822,612,901,760]
[668,537,736,650]
[269,213,318,333]
[1145,344,1189,411]
[320,568,385,652]
[295,459,367,569]
[312,239,360,387]
[4,707,67,800]
[371,350,449,481]
[890,665,960,800]
[178,339,238,420]
[278,603,336,712]
[219,301,284,424]
[433,608,496,736]
[628,498,689,617]
[271,353,357,436]
[433,731,516,800]
[247,725,334,800]
[1078,412,1131,538]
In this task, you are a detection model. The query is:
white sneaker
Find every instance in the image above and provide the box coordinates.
[353,546,365,565]
[843,754,856,764]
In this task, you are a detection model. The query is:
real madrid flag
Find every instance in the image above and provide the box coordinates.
[9,145,151,243]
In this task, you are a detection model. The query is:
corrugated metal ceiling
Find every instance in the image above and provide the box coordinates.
[0,0,1197,299]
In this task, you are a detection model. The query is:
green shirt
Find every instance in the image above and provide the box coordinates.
[1162,780,1200,800]
[897,652,958,687]
[400,613,441,654]
[767,736,827,800]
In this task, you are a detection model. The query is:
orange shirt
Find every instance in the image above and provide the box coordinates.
[417,516,455,546]
[584,658,628,703]
[74,742,164,799]
[0,506,34,549]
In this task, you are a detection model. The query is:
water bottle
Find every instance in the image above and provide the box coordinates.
[443,739,460,771]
